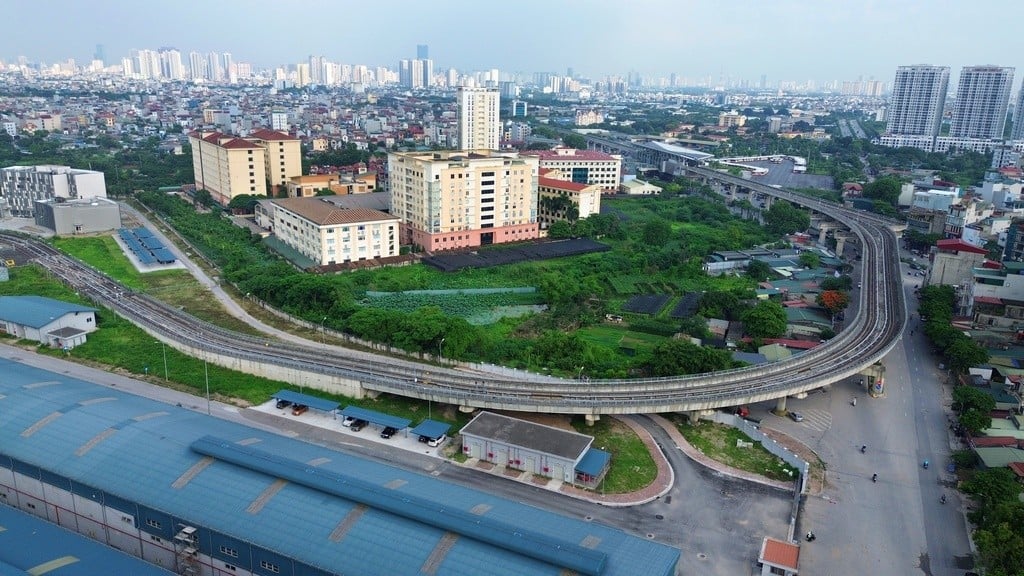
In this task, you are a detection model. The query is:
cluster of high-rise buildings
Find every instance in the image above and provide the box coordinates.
[121,48,251,83]
[880,64,1022,158]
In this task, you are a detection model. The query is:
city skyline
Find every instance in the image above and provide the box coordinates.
[2,0,1023,87]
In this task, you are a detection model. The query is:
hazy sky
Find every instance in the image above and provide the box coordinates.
[3,0,1023,86]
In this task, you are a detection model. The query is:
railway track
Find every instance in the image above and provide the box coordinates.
[0,171,905,414]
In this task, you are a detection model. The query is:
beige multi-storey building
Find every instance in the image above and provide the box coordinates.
[247,129,302,194]
[188,131,267,203]
[271,197,400,265]
[537,169,601,228]
[456,87,500,150]
[522,147,622,192]
[387,150,539,251]
[188,129,302,204]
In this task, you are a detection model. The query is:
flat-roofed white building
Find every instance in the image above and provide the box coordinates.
[271,197,399,265]
[0,165,107,217]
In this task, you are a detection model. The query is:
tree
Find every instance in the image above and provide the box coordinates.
[742,300,787,338]
[641,219,673,246]
[547,220,571,239]
[862,176,902,206]
[798,252,820,269]
[763,202,810,236]
[226,194,266,213]
[746,260,773,281]
[952,384,997,414]
[816,290,850,317]
[314,188,336,196]
[645,339,733,376]
[562,133,587,149]
[193,189,215,208]
[946,338,990,374]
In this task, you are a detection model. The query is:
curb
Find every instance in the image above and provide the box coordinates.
[648,414,795,493]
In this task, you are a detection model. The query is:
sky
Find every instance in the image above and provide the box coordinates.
[2,0,1023,86]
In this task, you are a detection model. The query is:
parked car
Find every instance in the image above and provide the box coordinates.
[291,404,308,416]
[275,399,292,409]
[342,415,356,427]
[787,411,804,422]
[418,435,430,444]
[380,426,397,439]
[350,419,367,432]
[427,434,447,447]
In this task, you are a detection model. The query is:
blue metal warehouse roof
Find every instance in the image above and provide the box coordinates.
[339,405,411,429]
[0,296,97,328]
[0,504,173,575]
[0,358,680,576]
[410,419,451,439]
[272,389,339,412]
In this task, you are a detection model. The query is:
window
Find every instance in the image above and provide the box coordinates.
[220,545,239,558]
[146,519,162,529]
[260,560,280,574]
[224,564,237,572]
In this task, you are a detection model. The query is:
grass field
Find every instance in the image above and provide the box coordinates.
[572,416,657,493]
[576,325,665,354]
[51,235,260,335]
[673,418,798,481]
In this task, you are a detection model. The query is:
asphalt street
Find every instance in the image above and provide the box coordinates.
[760,252,973,576]
[2,343,795,575]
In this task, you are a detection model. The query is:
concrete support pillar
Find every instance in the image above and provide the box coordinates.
[835,236,846,256]
[458,405,476,414]
[773,396,788,416]
[685,411,700,424]
[818,227,828,244]
[584,414,600,427]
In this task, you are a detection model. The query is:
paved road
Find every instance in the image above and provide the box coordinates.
[759,252,972,576]
[3,342,797,575]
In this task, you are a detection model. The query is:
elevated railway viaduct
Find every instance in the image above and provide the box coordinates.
[1,167,906,417]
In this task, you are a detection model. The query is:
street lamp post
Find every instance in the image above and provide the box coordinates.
[438,337,446,362]
[158,341,168,381]
[204,357,211,415]
[577,365,585,380]
[321,316,328,345]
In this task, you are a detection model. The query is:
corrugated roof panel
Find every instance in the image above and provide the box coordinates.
[0,505,172,575]
[272,389,339,412]
[338,405,411,429]
[0,358,680,576]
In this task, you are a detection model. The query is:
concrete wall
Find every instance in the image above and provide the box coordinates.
[461,432,578,482]
[703,411,809,493]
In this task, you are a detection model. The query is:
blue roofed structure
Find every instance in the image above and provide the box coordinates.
[338,405,412,430]
[0,504,173,575]
[410,419,451,439]
[272,389,339,412]
[0,357,682,576]
[0,296,97,328]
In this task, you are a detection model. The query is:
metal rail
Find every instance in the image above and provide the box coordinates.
[1,169,905,414]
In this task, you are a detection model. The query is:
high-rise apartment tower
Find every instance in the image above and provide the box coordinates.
[950,65,1014,139]
[886,65,950,138]
[457,87,500,150]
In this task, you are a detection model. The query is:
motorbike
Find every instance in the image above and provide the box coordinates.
[940,495,946,504]
[860,445,866,454]
[871,473,878,482]
[923,460,929,469]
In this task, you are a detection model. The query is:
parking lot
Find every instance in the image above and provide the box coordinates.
[249,400,450,456]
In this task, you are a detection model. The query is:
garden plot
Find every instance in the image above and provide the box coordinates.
[669,292,703,318]
[622,294,670,315]
[360,288,545,325]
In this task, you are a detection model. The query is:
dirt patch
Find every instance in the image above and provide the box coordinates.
[503,467,522,478]
[759,427,826,494]
[531,475,550,485]
[475,461,494,471]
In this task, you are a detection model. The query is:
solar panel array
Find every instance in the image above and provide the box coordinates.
[118,228,176,264]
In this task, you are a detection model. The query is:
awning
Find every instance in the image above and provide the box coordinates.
[339,406,411,430]
[272,390,339,412]
[574,448,611,476]
[409,419,451,439]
